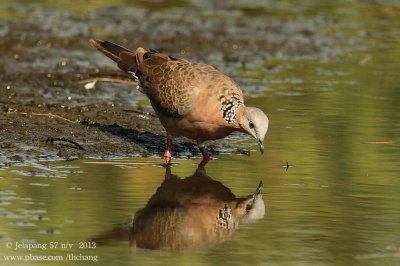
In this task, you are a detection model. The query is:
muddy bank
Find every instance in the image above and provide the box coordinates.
[0,74,247,167]
[0,1,370,166]
[1,103,233,166]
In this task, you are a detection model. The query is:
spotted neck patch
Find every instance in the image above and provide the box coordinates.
[216,204,235,229]
[220,95,243,124]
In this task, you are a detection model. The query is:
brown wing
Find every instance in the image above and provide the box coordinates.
[89,39,244,120]
[138,54,244,118]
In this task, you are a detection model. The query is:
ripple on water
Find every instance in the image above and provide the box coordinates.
[320,87,334,92]
[317,69,349,76]
[0,211,24,219]
[10,221,36,227]
[0,201,10,206]
[0,235,11,241]
[27,163,78,175]
[11,170,67,178]
[60,170,83,174]
[0,190,16,195]
[53,164,81,169]
[275,91,304,96]
[0,195,17,200]
[269,78,304,84]
[14,209,50,221]
[115,165,138,169]
[39,228,61,234]
[17,209,47,215]
[20,239,36,243]
[30,163,58,172]
[29,183,50,187]
[36,215,49,221]
[18,197,33,201]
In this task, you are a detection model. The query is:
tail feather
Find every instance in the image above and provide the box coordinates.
[89,39,140,73]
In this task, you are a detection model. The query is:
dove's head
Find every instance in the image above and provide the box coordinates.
[238,106,269,154]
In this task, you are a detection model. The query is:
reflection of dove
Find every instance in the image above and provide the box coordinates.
[128,167,265,250]
[88,166,265,251]
[90,39,269,165]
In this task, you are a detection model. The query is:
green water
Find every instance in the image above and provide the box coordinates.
[1,0,400,265]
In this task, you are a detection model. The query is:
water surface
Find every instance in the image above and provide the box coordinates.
[1,0,400,265]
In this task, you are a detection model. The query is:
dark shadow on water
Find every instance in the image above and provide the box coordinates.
[89,165,265,251]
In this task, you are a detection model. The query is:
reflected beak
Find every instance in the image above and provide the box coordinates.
[258,140,264,155]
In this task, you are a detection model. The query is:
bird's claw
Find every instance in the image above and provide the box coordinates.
[163,150,172,163]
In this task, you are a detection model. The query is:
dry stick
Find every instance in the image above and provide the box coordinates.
[46,137,85,151]
[78,78,138,85]
[17,112,76,123]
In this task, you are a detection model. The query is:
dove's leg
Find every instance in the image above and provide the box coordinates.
[198,144,211,168]
[164,137,172,163]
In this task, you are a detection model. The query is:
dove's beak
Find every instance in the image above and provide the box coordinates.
[258,140,264,155]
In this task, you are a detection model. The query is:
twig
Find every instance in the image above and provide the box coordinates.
[78,78,137,85]
[46,137,85,151]
[16,112,76,123]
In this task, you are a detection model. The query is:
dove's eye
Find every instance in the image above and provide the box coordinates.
[249,121,255,129]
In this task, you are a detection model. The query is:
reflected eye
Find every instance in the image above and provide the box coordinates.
[249,121,255,129]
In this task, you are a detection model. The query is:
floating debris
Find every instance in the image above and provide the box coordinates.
[365,141,394,144]
[84,79,97,90]
[283,162,293,171]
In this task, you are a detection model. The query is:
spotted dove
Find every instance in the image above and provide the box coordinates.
[89,39,269,165]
